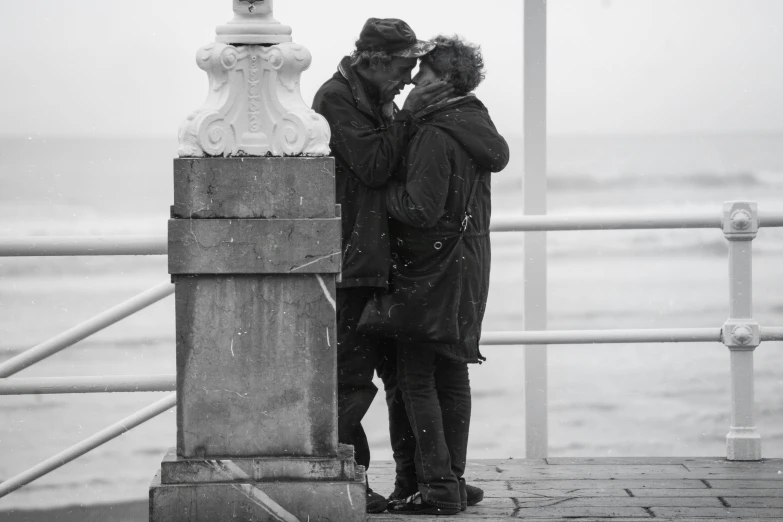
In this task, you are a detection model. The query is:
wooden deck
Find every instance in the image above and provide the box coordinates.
[367,457,783,520]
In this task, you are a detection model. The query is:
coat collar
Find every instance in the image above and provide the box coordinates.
[338,56,395,123]
[413,93,474,120]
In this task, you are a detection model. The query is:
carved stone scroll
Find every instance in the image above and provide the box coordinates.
[177,42,330,158]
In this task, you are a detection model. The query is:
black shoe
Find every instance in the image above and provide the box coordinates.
[388,483,417,504]
[465,483,484,507]
[387,492,460,515]
[366,486,389,514]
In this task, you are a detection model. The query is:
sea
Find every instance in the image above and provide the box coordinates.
[0,132,782,510]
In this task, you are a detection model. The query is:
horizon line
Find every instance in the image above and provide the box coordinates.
[3,129,783,140]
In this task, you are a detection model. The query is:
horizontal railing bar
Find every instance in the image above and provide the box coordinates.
[760,211,783,227]
[0,393,176,499]
[480,328,721,345]
[0,282,175,378]
[490,210,783,232]
[0,209,779,257]
[761,327,783,341]
[0,375,176,395]
[0,236,167,257]
[0,325,779,395]
[491,212,716,232]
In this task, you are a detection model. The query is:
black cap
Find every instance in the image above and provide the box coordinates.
[355,18,435,58]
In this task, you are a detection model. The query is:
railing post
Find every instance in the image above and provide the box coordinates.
[150,1,363,520]
[721,201,762,461]
[523,0,548,459]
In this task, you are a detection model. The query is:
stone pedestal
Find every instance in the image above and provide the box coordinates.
[149,158,365,521]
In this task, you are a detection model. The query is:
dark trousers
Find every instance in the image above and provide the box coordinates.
[397,344,472,510]
[336,287,416,484]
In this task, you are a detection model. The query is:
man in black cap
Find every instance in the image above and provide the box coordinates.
[312,18,452,513]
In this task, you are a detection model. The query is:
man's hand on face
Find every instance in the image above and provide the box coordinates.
[402,81,454,114]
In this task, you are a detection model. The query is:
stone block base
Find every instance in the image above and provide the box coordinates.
[150,471,366,521]
[150,448,366,521]
[160,446,357,484]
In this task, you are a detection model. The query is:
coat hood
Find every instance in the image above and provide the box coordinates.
[415,95,510,173]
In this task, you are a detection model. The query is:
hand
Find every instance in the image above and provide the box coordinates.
[402,81,454,113]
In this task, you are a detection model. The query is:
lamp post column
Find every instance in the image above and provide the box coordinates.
[149,1,365,520]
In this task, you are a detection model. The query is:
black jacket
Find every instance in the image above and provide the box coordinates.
[312,57,414,289]
[385,95,509,362]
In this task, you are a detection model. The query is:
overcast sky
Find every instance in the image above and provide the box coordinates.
[0,0,781,137]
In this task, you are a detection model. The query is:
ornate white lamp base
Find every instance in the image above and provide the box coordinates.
[178,42,329,158]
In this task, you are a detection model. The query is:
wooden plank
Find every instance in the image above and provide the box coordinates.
[512,496,724,508]
[168,218,341,274]
[369,458,551,470]
[486,479,711,490]
[374,468,724,481]
[631,488,783,498]
[724,497,783,508]
[683,458,783,468]
[483,487,653,498]
[704,479,783,489]
[652,506,783,518]
[367,508,512,522]
[493,463,691,477]
[374,506,514,518]
[498,462,783,478]
[515,506,651,518]
[681,471,783,479]
[547,456,783,468]
[547,457,694,465]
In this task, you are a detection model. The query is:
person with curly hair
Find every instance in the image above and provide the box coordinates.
[380,35,509,514]
[311,18,454,514]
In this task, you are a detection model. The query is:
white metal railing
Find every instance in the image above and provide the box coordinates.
[1,202,782,498]
[490,210,783,231]
[0,247,173,499]
[0,375,176,395]
[0,282,174,377]
[0,394,176,498]
[0,235,167,256]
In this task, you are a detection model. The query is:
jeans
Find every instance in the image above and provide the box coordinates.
[336,287,416,481]
[397,344,472,509]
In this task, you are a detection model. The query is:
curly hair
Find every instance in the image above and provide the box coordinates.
[350,49,393,72]
[421,35,485,95]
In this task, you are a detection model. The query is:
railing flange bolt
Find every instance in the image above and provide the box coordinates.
[722,320,760,350]
[722,201,758,239]
[730,209,752,231]
[731,325,753,345]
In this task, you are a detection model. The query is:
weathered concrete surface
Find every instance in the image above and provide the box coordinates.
[173,158,335,219]
[168,218,340,274]
[150,471,366,522]
[367,457,783,520]
[175,274,337,458]
[161,445,356,484]
[157,153,360,519]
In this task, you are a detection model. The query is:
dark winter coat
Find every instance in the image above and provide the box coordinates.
[385,95,509,363]
[312,57,414,289]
